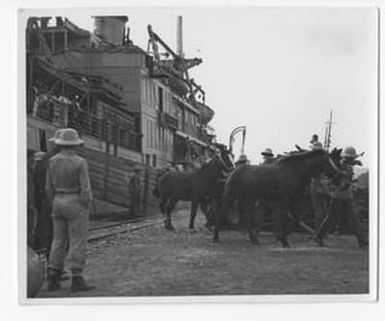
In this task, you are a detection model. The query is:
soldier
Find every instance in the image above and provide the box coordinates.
[309,134,319,150]
[127,165,142,218]
[33,129,63,257]
[331,146,368,247]
[27,149,37,248]
[235,154,249,167]
[260,148,275,165]
[46,128,94,291]
[33,151,48,252]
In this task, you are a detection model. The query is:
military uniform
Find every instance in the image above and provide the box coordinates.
[235,154,249,167]
[260,148,275,165]
[27,149,37,248]
[331,162,367,246]
[262,157,275,165]
[128,168,142,218]
[46,128,94,291]
[33,148,60,254]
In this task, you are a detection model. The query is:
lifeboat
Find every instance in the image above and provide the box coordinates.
[168,77,190,97]
[194,101,214,125]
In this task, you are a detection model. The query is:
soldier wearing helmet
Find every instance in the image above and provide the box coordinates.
[127,165,142,218]
[341,146,362,165]
[235,154,249,167]
[309,134,322,151]
[260,148,275,165]
[332,146,368,248]
[45,128,95,292]
[33,129,65,258]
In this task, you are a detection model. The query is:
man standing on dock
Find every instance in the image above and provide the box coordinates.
[33,129,63,258]
[46,128,95,292]
[128,165,142,218]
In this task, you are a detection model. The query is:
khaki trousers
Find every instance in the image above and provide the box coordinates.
[48,194,89,272]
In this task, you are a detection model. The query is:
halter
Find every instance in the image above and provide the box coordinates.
[327,156,348,182]
[216,149,234,173]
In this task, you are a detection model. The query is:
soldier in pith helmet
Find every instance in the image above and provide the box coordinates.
[261,148,275,165]
[46,128,95,292]
[331,146,368,248]
[235,154,249,167]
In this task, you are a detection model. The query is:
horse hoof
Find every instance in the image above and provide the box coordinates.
[313,238,327,248]
[164,223,175,231]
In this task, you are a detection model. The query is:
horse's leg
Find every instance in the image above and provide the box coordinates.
[245,199,260,245]
[159,195,167,215]
[213,195,235,242]
[164,197,178,231]
[199,198,211,228]
[189,200,199,229]
[274,201,291,248]
[237,199,245,228]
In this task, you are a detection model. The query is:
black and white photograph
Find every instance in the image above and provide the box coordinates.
[18,5,379,304]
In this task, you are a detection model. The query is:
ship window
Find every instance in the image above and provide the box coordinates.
[152,154,157,167]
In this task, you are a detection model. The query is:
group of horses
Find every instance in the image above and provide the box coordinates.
[155,144,348,248]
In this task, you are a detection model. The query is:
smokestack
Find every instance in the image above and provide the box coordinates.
[93,15,128,45]
[177,16,183,57]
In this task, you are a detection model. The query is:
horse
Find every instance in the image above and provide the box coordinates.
[213,148,347,247]
[158,147,234,231]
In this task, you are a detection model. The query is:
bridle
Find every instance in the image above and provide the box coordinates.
[327,156,349,183]
[216,149,234,174]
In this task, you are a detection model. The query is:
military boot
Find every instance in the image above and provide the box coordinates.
[47,268,61,291]
[70,271,95,292]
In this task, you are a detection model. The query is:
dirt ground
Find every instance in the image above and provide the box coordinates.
[37,209,369,298]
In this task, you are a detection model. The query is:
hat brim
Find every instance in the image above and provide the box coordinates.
[261,152,274,156]
[55,138,84,146]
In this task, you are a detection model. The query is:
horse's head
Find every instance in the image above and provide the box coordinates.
[320,148,351,189]
[215,144,235,174]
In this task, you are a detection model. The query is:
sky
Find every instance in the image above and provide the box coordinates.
[26,7,378,166]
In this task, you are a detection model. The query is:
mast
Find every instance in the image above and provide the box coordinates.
[324,110,333,152]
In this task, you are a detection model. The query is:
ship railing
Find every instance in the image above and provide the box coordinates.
[29,94,141,152]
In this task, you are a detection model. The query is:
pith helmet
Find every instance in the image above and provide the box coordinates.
[54,128,84,146]
[342,146,358,158]
[261,148,274,157]
[310,134,319,143]
[311,142,323,151]
[48,128,65,142]
[236,154,248,163]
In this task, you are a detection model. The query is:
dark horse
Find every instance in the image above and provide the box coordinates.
[213,148,346,247]
[158,147,234,231]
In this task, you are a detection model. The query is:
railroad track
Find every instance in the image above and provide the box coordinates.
[88,210,190,242]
